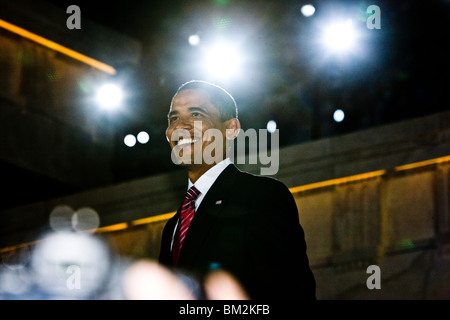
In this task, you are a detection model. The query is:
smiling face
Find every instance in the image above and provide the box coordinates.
[166,88,239,174]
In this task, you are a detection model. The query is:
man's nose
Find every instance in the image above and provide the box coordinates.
[175,116,194,130]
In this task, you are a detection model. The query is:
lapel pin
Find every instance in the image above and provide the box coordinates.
[215,200,223,205]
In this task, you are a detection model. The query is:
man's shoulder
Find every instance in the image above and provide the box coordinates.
[232,165,290,193]
[229,165,300,219]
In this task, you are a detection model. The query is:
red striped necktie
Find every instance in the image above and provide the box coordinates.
[172,186,201,268]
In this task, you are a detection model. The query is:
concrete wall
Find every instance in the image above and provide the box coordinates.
[2,110,449,299]
[296,164,450,299]
[0,0,142,190]
[1,0,449,300]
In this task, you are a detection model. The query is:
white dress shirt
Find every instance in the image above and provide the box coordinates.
[187,157,232,210]
[171,158,232,250]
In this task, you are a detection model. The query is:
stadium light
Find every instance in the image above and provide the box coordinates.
[301,4,316,17]
[266,120,277,133]
[333,109,345,122]
[188,34,200,46]
[321,19,357,55]
[201,41,244,81]
[137,131,150,144]
[95,83,124,110]
[124,134,136,147]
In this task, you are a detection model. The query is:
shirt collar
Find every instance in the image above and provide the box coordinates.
[188,158,232,195]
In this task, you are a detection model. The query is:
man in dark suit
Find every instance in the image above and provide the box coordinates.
[159,80,316,300]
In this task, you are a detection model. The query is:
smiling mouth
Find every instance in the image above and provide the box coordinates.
[175,137,200,147]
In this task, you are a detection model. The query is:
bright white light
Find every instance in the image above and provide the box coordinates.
[202,42,243,81]
[137,131,150,144]
[49,205,75,231]
[333,109,345,122]
[188,34,200,46]
[96,83,123,110]
[124,134,136,147]
[266,120,277,133]
[30,231,110,298]
[301,4,316,17]
[72,207,100,232]
[322,19,356,54]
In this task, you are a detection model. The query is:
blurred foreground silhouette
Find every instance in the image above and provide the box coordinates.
[0,230,249,300]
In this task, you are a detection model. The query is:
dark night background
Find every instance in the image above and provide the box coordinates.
[3,0,450,209]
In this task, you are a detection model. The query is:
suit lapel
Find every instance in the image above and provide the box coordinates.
[178,164,239,267]
[159,212,179,265]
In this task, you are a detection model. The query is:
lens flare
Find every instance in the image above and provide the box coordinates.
[321,19,357,54]
[95,83,123,110]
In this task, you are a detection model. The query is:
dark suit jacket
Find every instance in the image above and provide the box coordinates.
[159,164,316,300]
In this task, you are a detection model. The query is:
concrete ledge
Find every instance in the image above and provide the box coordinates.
[1,111,450,249]
[240,111,450,188]
[0,0,141,67]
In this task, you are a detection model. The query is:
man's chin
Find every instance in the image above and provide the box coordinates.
[170,143,223,166]
[171,147,197,166]
[177,162,200,169]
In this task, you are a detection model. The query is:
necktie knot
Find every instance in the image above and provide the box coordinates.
[186,186,201,202]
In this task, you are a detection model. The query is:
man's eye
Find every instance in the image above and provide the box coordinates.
[191,112,203,117]
[169,116,179,123]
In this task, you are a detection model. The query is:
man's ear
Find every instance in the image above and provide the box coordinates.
[225,118,241,140]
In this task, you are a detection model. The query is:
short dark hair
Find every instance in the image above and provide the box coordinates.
[174,80,238,121]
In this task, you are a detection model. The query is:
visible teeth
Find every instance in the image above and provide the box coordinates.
[177,138,198,146]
